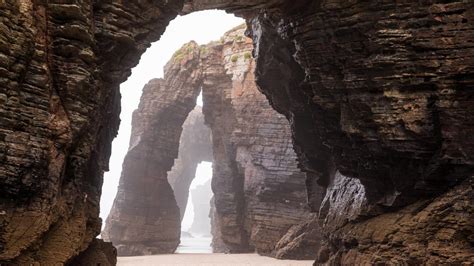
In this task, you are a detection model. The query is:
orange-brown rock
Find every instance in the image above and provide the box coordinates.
[200,26,317,257]
[103,26,318,258]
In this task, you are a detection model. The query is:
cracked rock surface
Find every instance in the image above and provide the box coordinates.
[1,0,473,264]
[103,26,318,258]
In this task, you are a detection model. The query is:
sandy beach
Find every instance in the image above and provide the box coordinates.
[118,254,314,266]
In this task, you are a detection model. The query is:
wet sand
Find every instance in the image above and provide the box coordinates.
[118,253,314,266]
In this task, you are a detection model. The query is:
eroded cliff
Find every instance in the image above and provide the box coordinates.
[248,3,474,263]
[200,26,318,258]
[1,0,473,264]
[103,26,318,258]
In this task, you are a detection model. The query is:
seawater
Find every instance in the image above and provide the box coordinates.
[175,236,212,253]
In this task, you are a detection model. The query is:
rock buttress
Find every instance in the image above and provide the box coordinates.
[102,42,203,256]
[201,26,319,258]
[0,0,182,263]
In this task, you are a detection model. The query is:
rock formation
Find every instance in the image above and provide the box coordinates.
[248,4,474,263]
[199,26,317,257]
[168,107,213,220]
[189,179,212,236]
[67,239,117,266]
[1,0,473,265]
[104,26,317,258]
[101,42,203,256]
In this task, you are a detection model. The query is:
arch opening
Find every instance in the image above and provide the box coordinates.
[3,1,473,265]
[100,9,318,259]
[99,11,244,223]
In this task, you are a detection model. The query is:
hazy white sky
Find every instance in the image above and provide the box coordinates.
[181,161,213,231]
[100,11,244,224]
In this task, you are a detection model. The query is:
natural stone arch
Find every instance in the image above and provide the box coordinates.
[198,27,317,257]
[0,4,288,263]
[0,1,472,265]
[100,41,203,254]
[102,25,318,258]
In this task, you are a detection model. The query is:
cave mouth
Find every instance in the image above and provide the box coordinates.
[177,161,213,253]
[100,7,316,259]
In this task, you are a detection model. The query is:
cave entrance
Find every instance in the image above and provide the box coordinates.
[100,7,316,260]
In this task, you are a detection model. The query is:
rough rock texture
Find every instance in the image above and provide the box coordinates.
[199,26,316,257]
[252,1,474,206]
[104,26,317,258]
[168,107,212,220]
[189,179,212,236]
[274,214,322,260]
[209,196,229,253]
[0,0,182,263]
[102,43,203,256]
[67,239,117,266]
[248,2,474,264]
[318,176,474,265]
[1,0,473,264]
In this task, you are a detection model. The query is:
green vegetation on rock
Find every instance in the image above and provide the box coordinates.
[244,52,252,60]
[231,55,239,63]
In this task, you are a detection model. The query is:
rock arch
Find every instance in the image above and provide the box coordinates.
[100,40,203,254]
[167,106,213,222]
[0,1,472,265]
[102,26,317,258]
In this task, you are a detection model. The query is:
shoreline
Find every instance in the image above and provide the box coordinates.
[118,253,314,265]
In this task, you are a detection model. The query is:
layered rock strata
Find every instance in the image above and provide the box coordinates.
[104,26,318,258]
[1,0,473,264]
[0,0,181,264]
[200,26,317,257]
[102,42,203,256]
[317,174,474,265]
[167,107,212,220]
[67,239,117,266]
[247,3,474,263]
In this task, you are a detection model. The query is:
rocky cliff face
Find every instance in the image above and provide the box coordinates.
[0,0,181,264]
[318,175,474,265]
[200,26,318,258]
[1,0,473,264]
[247,2,474,264]
[167,107,213,221]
